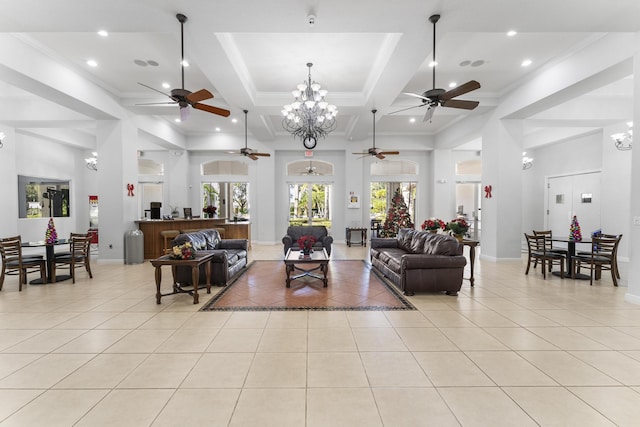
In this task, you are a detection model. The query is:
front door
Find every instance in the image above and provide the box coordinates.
[288,183,332,231]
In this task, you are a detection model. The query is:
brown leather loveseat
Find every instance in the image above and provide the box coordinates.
[370,228,467,296]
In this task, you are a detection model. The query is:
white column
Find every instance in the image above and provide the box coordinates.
[431,149,456,220]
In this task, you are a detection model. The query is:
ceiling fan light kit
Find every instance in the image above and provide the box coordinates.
[282,63,338,149]
[137,13,230,120]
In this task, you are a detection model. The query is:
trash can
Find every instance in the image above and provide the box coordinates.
[124,229,144,264]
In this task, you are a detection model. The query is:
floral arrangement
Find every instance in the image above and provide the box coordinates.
[203,205,217,216]
[421,218,445,231]
[45,217,58,244]
[171,242,195,260]
[445,218,469,236]
[297,235,316,253]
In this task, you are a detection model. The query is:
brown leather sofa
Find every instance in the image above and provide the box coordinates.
[171,229,248,286]
[370,228,466,296]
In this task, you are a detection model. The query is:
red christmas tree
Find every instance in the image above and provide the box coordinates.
[379,188,414,237]
[569,215,582,241]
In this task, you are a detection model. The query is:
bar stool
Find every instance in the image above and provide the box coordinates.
[160,230,179,254]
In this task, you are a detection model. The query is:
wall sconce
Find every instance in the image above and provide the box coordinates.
[85,152,98,171]
[522,152,533,170]
[611,121,632,151]
[0,131,5,149]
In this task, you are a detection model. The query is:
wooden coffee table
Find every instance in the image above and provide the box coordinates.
[284,248,329,288]
[150,252,214,304]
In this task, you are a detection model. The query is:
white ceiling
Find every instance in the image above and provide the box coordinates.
[1,0,639,150]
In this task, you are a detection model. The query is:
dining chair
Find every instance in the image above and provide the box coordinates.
[532,230,569,257]
[0,236,46,291]
[572,235,620,286]
[52,234,93,283]
[524,233,565,279]
[576,233,622,280]
[0,235,45,261]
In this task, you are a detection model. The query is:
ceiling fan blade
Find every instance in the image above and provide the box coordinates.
[377,151,400,155]
[441,99,480,110]
[248,154,259,161]
[187,89,213,103]
[352,152,369,155]
[403,92,430,101]
[389,104,427,115]
[135,101,177,106]
[439,80,481,101]
[138,82,174,100]
[252,152,271,157]
[423,106,435,122]
[180,106,190,121]
[376,153,386,160]
[192,103,231,117]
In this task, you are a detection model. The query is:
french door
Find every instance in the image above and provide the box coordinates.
[288,183,332,230]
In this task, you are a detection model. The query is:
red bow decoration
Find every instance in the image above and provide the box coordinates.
[484,185,492,198]
[127,183,135,197]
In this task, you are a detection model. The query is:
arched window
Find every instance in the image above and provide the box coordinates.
[286,159,333,176]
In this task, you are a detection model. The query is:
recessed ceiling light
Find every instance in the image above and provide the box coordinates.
[181,60,189,67]
[449,82,457,88]
[215,127,221,132]
[134,59,147,67]
[429,61,437,68]
[409,117,416,123]
[231,118,238,124]
[470,60,485,67]
[507,30,517,37]
[86,59,98,67]
[162,82,171,89]
[459,60,471,67]
[147,60,159,67]
[175,118,181,123]
[521,59,532,67]
[97,30,108,37]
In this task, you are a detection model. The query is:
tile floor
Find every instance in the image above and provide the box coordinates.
[0,242,639,426]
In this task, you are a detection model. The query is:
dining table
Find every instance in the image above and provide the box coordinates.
[551,237,592,280]
[21,240,71,284]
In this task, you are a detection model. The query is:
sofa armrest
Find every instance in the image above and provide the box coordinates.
[371,238,399,249]
[401,254,467,269]
[282,234,294,246]
[219,239,248,250]
[320,235,333,246]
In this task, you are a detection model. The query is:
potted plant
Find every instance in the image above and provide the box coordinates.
[445,218,469,241]
[421,218,445,233]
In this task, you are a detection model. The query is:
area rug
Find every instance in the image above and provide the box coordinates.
[200,260,416,311]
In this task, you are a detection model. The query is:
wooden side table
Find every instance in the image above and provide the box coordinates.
[150,252,214,304]
[462,239,479,286]
[346,227,368,247]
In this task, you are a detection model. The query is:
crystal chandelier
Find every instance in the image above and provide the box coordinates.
[611,121,632,151]
[282,63,337,149]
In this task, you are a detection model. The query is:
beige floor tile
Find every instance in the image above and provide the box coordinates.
[526,327,609,350]
[373,388,459,427]
[438,387,538,426]
[518,351,621,386]
[0,353,43,379]
[307,352,369,387]
[439,327,508,350]
[244,352,306,387]
[257,328,307,352]
[0,353,94,389]
[569,350,640,385]
[533,309,604,326]
[497,310,562,326]
[180,311,231,328]
[307,311,350,328]
[103,329,174,353]
[352,327,407,351]
[459,310,519,327]
[53,329,130,353]
[155,328,220,353]
[382,310,434,327]
[0,330,42,351]
[138,311,196,329]
[423,311,477,327]
[465,351,557,386]
[53,354,145,389]
[94,311,156,329]
[229,388,306,427]
[395,327,458,351]
[569,326,640,350]
[346,311,392,327]
[225,311,269,328]
[0,389,44,422]
[504,386,615,426]
[51,311,119,329]
[0,389,108,427]
[307,388,383,427]
[266,311,308,328]
[569,386,640,426]
[117,353,200,388]
[75,389,174,427]
[413,351,493,386]
[206,328,262,352]
[308,327,357,352]
[361,352,431,387]
[2,329,86,353]
[181,353,253,388]
[483,327,559,350]
[152,389,240,427]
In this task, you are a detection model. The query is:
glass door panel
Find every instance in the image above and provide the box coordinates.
[289,183,332,231]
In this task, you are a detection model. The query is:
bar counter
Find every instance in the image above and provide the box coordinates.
[136,218,251,259]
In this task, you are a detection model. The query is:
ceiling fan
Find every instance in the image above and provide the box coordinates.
[392,14,480,122]
[228,110,271,160]
[137,13,230,121]
[301,160,321,176]
[352,109,399,159]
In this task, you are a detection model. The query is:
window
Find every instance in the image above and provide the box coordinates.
[370,182,416,224]
[18,176,70,218]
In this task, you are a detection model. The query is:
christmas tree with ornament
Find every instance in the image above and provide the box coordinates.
[569,215,582,241]
[45,217,58,244]
[379,188,414,238]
